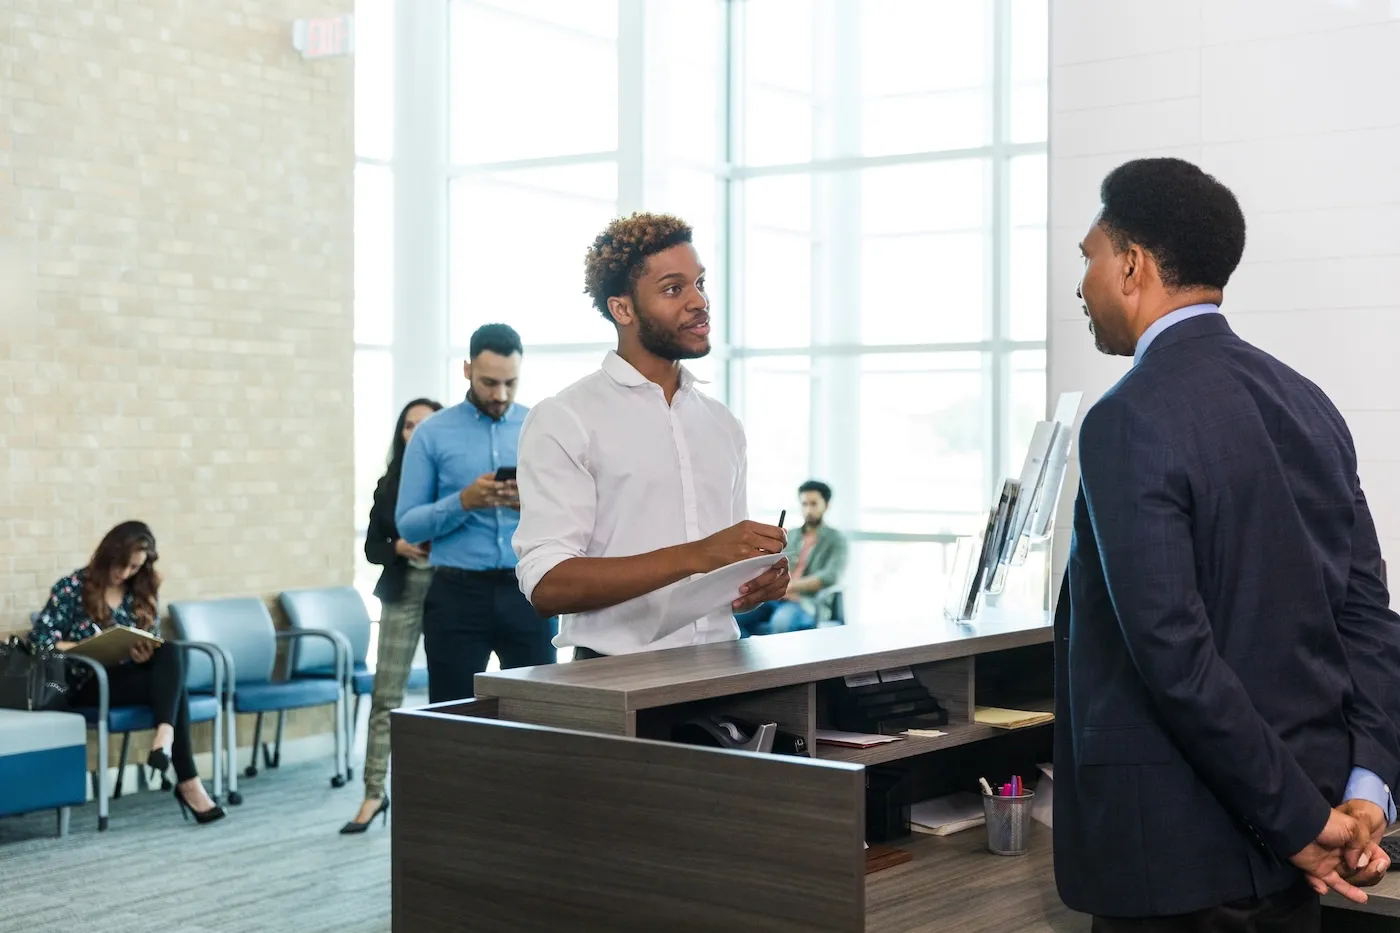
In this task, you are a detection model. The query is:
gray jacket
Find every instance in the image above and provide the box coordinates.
[784,523,848,620]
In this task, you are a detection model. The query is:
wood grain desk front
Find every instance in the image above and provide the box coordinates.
[391,613,1055,932]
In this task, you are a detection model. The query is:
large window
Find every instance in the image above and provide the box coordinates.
[729,1,1048,620]
[355,0,1048,624]
[353,0,397,618]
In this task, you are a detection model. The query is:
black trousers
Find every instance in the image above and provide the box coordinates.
[71,642,199,783]
[421,568,556,703]
[1092,882,1320,933]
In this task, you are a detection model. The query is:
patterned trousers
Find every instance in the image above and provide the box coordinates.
[363,566,433,799]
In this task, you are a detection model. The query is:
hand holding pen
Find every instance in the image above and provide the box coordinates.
[730,510,790,612]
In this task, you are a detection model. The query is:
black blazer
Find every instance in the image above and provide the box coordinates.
[1053,314,1400,918]
[365,472,410,604]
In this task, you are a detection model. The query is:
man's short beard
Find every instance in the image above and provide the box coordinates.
[636,306,709,361]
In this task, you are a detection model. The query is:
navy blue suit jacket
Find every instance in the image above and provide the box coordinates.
[1053,313,1400,918]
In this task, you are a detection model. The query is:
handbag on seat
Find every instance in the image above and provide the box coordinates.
[0,635,74,711]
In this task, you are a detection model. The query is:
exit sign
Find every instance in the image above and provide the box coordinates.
[293,14,355,60]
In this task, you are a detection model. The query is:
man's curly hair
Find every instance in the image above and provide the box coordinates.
[584,213,694,320]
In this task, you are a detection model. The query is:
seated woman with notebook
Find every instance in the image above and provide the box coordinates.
[31,520,226,825]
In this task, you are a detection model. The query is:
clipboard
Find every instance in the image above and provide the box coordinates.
[64,625,164,666]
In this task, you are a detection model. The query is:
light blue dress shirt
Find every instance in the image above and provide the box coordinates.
[395,397,525,571]
[1132,303,1222,366]
[1135,303,1396,826]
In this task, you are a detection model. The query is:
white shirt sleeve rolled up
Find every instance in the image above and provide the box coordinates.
[513,399,595,605]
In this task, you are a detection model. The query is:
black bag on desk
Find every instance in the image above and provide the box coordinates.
[0,636,72,711]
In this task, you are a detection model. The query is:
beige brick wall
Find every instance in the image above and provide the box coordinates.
[0,0,354,631]
[0,1,356,757]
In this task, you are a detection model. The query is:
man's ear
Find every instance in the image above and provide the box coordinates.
[462,359,472,381]
[1120,243,1145,295]
[607,295,633,327]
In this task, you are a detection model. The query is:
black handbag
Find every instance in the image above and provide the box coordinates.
[0,636,73,711]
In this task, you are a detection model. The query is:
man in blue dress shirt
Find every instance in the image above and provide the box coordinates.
[396,323,556,702]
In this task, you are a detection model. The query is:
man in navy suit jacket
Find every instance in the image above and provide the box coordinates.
[1054,157,1400,932]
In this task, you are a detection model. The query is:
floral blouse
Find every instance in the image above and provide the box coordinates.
[30,568,157,652]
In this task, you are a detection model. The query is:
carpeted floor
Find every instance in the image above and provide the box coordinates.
[0,742,394,933]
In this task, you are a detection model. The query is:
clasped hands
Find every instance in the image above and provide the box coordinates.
[1291,799,1390,904]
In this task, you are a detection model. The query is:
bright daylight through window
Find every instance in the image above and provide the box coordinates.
[353,0,1048,624]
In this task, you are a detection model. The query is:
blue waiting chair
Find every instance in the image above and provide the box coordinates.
[29,612,226,831]
[278,586,427,779]
[167,597,350,805]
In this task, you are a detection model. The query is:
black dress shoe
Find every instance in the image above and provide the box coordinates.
[339,796,390,835]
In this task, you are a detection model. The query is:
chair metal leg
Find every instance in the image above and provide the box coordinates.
[246,712,263,778]
[210,704,224,800]
[57,806,70,838]
[225,692,241,805]
[329,691,347,788]
[96,719,109,832]
[270,710,285,768]
[113,732,130,799]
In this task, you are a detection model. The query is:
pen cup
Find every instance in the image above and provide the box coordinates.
[982,790,1034,856]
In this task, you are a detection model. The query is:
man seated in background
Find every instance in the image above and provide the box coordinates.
[737,480,848,636]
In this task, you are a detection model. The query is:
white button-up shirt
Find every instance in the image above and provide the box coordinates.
[513,351,749,656]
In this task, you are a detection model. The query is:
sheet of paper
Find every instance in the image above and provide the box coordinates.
[910,792,986,836]
[974,706,1056,729]
[653,552,786,641]
[814,730,905,748]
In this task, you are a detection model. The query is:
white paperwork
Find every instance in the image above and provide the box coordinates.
[909,792,986,836]
[654,552,787,640]
[814,730,904,749]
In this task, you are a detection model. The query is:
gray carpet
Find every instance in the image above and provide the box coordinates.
[0,758,392,933]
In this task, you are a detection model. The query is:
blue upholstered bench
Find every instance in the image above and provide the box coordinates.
[0,709,88,836]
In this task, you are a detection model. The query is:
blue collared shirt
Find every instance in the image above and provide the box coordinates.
[395,397,526,571]
[1134,302,1396,824]
[1132,303,1222,366]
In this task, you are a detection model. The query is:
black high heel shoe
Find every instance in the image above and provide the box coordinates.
[174,785,227,825]
[339,796,389,835]
[147,746,170,775]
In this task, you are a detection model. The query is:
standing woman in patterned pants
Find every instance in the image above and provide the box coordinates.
[340,397,442,834]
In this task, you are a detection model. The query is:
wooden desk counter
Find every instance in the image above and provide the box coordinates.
[475,610,1052,711]
[394,614,1057,932]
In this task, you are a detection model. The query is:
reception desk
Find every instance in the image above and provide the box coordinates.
[391,613,1064,932]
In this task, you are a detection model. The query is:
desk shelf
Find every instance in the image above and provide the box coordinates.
[816,722,1006,766]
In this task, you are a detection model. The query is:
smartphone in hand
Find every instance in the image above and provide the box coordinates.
[494,466,518,482]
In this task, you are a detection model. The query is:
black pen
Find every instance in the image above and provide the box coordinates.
[778,509,786,530]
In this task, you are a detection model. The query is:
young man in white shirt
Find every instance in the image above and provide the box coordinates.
[513,212,790,658]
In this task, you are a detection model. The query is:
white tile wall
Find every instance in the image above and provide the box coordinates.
[1053,50,1202,113]
[1050,97,1203,159]
[1048,0,1400,596]
[1202,0,1400,47]
[1052,0,1201,65]
[1201,23,1400,144]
